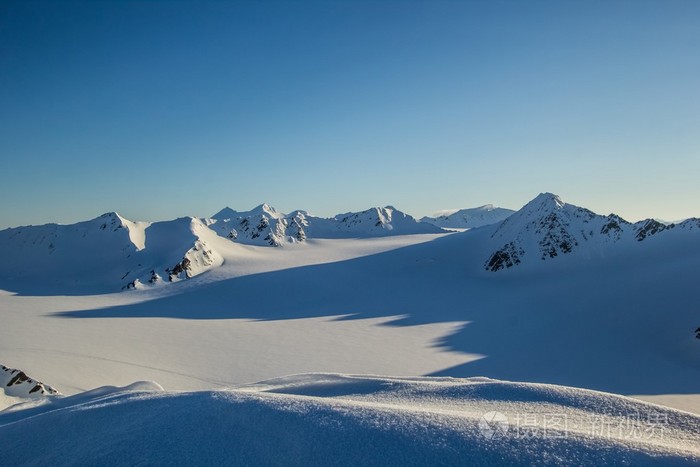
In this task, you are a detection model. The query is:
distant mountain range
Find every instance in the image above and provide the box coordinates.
[0,194,697,292]
[209,204,441,247]
[420,205,515,229]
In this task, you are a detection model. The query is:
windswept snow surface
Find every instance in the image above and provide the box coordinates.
[0,374,699,465]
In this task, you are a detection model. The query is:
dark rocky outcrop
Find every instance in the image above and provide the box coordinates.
[168,258,192,281]
[485,242,524,272]
[635,219,670,241]
[1,364,58,396]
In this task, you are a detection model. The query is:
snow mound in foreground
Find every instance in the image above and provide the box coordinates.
[1,374,698,465]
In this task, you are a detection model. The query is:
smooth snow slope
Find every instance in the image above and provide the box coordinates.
[1,374,699,466]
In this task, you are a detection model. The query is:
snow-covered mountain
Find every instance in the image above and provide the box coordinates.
[208,204,307,247]
[207,204,442,246]
[483,192,700,271]
[302,206,443,238]
[0,213,223,292]
[122,216,223,289]
[421,204,515,229]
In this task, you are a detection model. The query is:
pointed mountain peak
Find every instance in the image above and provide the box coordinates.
[495,193,587,236]
[485,193,636,272]
[212,207,238,220]
[96,211,128,222]
[522,192,565,211]
[251,203,277,215]
[213,204,281,219]
[91,212,132,229]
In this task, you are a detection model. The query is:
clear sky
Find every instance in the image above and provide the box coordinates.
[1,0,699,229]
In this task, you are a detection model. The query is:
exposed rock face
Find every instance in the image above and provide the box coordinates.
[1,364,59,398]
[168,257,192,281]
[148,270,162,284]
[535,211,580,259]
[634,219,669,241]
[485,242,524,272]
[166,239,221,282]
[287,217,307,242]
[600,214,630,240]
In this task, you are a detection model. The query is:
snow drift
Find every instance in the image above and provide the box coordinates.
[1,374,698,465]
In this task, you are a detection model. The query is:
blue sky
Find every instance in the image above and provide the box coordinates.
[1,0,699,228]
